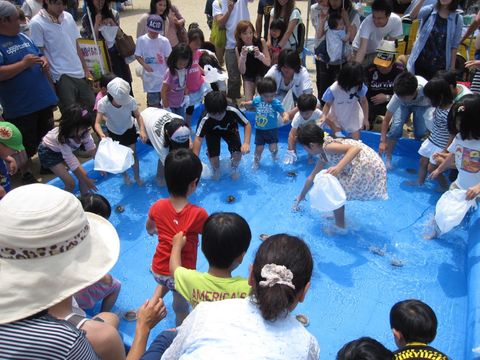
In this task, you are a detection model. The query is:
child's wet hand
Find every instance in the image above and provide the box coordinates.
[241,143,250,154]
[326,165,340,177]
[172,231,187,249]
[466,184,480,200]
[139,130,148,143]
[85,177,98,192]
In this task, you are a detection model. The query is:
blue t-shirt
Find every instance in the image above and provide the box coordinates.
[0,33,57,119]
[252,96,285,130]
[0,160,10,193]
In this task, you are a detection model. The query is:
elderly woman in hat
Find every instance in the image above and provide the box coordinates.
[0,184,166,359]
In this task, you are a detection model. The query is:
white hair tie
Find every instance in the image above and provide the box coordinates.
[259,264,295,290]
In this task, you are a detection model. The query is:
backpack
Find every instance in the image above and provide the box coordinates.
[290,8,305,54]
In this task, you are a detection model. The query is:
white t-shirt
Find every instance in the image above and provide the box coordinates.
[29,11,84,81]
[212,0,250,49]
[161,298,320,360]
[448,135,480,190]
[269,7,303,50]
[135,34,172,93]
[141,107,183,163]
[97,95,137,135]
[352,13,403,55]
[291,109,323,129]
[265,65,313,99]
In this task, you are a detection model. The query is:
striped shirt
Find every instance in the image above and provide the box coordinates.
[471,70,480,95]
[428,107,450,149]
[0,314,99,359]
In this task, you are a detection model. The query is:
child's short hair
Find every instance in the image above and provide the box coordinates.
[297,122,325,146]
[297,94,318,112]
[199,52,224,71]
[277,49,301,73]
[251,234,313,321]
[434,70,457,88]
[99,73,116,89]
[201,41,217,53]
[164,118,190,151]
[167,43,193,73]
[447,94,480,140]
[336,337,393,360]
[337,62,365,91]
[327,11,342,30]
[256,77,277,95]
[371,0,392,16]
[201,212,251,269]
[188,26,204,44]
[164,148,202,197]
[270,18,287,36]
[390,299,438,344]
[78,193,111,219]
[205,91,228,114]
[423,77,454,108]
[393,71,418,97]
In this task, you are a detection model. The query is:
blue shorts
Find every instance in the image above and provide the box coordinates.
[38,143,64,169]
[255,128,279,145]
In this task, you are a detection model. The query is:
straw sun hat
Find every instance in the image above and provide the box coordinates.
[0,184,120,324]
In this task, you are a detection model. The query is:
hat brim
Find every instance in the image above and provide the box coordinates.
[374,57,393,68]
[147,28,162,33]
[0,212,120,324]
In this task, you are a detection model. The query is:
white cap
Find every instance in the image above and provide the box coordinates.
[107,77,131,106]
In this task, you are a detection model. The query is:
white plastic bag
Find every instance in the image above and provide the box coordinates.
[435,189,476,234]
[309,170,347,212]
[278,89,295,127]
[94,137,134,174]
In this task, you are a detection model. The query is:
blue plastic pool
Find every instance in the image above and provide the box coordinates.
[49,114,480,359]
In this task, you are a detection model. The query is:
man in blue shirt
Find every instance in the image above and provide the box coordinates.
[0,0,58,184]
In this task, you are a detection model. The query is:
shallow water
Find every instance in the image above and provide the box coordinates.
[78,132,470,359]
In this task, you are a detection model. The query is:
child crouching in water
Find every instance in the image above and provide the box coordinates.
[38,105,97,195]
[240,77,288,169]
[146,149,208,326]
[94,77,147,186]
[320,61,369,139]
[295,123,387,229]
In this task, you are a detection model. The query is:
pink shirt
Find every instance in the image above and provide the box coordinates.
[164,68,186,108]
[186,49,205,93]
[93,91,104,111]
[42,127,96,171]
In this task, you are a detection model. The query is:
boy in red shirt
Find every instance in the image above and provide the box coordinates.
[146,148,208,326]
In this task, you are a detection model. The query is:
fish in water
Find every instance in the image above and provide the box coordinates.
[115,205,125,213]
[390,258,404,267]
[227,195,236,203]
[287,171,297,178]
[295,314,309,327]
[369,245,386,257]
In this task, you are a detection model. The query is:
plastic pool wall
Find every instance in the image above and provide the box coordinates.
[47,109,480,359]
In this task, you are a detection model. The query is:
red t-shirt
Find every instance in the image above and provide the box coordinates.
[148,199,208,276]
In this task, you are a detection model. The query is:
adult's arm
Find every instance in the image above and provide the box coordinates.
[278,13,300,49]
[0,54,43,81]
[354,37,368,63]
[215,0,235,28]
[409,0,426,20]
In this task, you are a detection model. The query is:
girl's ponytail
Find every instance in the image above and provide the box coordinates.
[251,234,313,321]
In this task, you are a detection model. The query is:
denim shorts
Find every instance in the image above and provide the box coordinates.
[255,128,279,145]
[38,143,64,169]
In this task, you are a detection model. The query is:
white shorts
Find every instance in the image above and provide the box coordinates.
[418,138,443,165]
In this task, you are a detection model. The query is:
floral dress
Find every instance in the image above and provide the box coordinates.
[323,136,388,201]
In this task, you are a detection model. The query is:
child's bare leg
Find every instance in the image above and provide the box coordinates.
[151,284,169,303]
[351,131,360,140]
[156,159,165,186]
[253,145,264,169]
[333,205,346,228]
[428,163,448,191]
[406,156,428,186]
[51,163,76,193]
[209,156,221,180]
[123,171,133,185]
[172,291,190,327]
[100,287,121,313]
[269,143,278,161]
[243,81,255,102]
[231,151,242,179]
[130,144,143,186]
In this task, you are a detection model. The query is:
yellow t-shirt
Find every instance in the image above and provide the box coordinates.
[174,266,251,307]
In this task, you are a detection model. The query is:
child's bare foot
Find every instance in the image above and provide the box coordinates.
[271,152,278,162]
[135,176,144,186]
[212,169,221,181]
[123,174,133,185]
[405,180,423,187]
[385,157,392,171]
[252,160,260,170]
[231,170,240,180]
